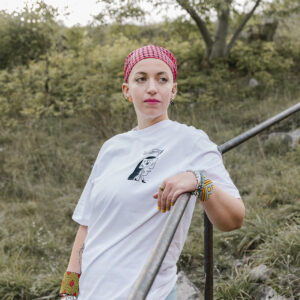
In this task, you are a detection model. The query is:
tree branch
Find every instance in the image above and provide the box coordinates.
[176,0,213,49]
[226,0,262,55]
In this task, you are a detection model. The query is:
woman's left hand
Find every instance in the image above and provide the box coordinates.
[153,171,197,213]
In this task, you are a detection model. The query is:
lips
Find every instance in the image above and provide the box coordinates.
[144,99,160,103]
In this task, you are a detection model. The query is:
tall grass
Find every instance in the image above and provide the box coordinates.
[0,87,299,299]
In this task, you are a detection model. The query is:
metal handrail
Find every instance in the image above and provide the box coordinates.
[127,102,300,300]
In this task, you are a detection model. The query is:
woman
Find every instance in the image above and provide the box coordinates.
[59,45,245,300]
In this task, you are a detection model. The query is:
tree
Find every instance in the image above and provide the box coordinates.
[175,0,263,60]
[95,0,300,62]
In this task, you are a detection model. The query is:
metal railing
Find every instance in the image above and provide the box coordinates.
[127,102,300,300]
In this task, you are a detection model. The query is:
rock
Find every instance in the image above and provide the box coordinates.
[259,17,279,41]
[289,129,300,148]
[245,17,278,42]
[249,78,259,88]
[249,264,272,282]
[177,271,203,300]
[267,129,300,149]
[255,286,289,300]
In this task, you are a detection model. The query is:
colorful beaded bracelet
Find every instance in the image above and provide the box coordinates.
[59,271,80,298]
[200,175,214,202]
[186,170,214,202]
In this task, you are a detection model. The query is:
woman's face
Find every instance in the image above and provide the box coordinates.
[122,58,177,124]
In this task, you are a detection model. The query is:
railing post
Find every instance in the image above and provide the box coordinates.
[204,213,213,300]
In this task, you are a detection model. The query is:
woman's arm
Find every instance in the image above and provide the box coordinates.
[200,184,245,231]
[60,225,88,299]
[66,225,88,273]
[153,171,245,232]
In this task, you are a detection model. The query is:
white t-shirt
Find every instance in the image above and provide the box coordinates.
[72,119,240,300]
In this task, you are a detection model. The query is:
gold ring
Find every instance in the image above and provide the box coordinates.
[159,186,164,191]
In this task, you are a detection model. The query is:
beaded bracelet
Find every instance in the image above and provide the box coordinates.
[200,175,214,202]
[59,271,80,298]
[186,170,214,202]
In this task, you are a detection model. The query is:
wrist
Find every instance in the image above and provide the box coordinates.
[185,170,198,191]
[186,170,202,193]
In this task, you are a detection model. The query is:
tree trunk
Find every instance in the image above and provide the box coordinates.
[208,7,230,61]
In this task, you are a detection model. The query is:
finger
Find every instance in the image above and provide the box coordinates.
[157,181,166,211]
[166,192,175,211]
[157,188,163,210]
[153,192,158,199]
[160,184,172,213]
[170,191,181,207]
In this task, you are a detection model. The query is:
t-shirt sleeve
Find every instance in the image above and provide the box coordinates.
[189,130,241,199]
[72,171,94,226]
[72,143,106,226]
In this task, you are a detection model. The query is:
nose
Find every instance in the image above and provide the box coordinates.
[146,78,158,95]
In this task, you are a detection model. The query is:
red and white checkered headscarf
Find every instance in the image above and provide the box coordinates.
[124,45,177,83]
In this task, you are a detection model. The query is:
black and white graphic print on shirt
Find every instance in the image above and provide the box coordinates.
[128,148,164,183]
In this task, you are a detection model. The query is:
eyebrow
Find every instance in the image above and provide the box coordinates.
[134,71,169,76]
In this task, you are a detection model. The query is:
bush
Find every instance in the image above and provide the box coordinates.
[0,2,58,69]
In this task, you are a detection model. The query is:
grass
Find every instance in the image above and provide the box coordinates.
[0,82,299,299]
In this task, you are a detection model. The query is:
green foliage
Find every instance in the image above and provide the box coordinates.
[1,85,299,299]
[2,25,299,125]
[0,1,59,69]
[0,10,299,125]
[0,35,141,124]
[264,0,300,17]
[0,9,300,299]
[229,40,294,79]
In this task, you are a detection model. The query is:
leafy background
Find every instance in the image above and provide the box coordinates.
[0,1,299,299]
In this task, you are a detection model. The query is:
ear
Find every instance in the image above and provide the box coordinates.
[171,82,177,99]
[122,82,130,99]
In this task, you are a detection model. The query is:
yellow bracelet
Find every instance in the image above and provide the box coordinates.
[59,271,80,297]
[200,177,214,202]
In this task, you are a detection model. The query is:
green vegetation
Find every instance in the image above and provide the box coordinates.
[0,2,299,299]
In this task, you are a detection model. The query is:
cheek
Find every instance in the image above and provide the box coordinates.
[164,85,173,96]
[131,86,143,99]
[163,90,172,101]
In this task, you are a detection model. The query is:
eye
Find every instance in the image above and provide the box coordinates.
[159,77,168,82]
[136,77,146,82]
